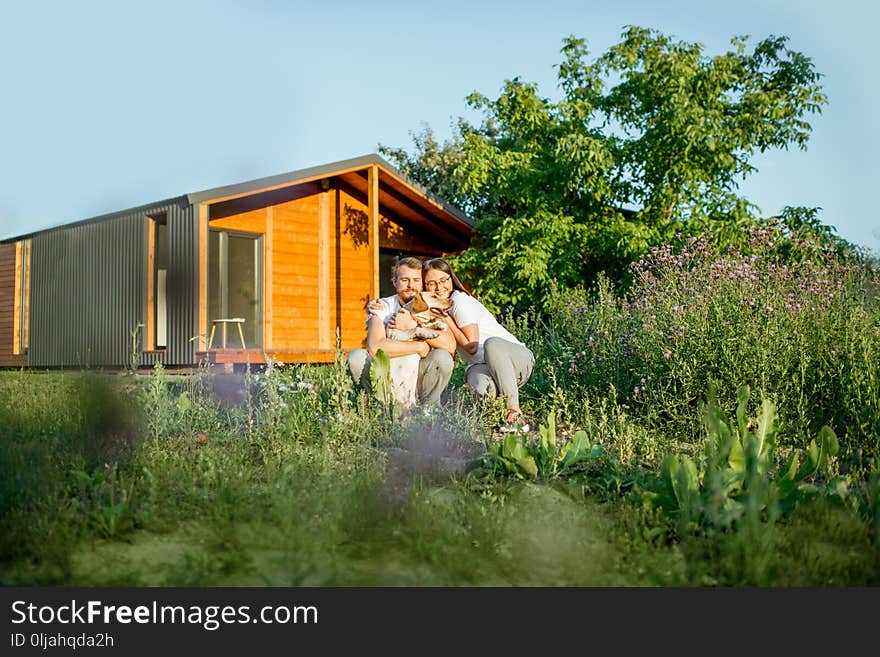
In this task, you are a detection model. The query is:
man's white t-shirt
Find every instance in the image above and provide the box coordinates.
[447,290,524,365]
[368,294,403,326]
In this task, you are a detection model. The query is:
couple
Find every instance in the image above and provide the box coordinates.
[346,256,535,433]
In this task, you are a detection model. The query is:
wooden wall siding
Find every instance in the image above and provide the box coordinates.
[335,187,380,350]
[205,186,348,353]
[368,165,380,299]
[12,241,21,353]
[271,193,322,350]
[0,242,27,367]
[208,208,267,235]
[264,206,274,350]
[317,192,330,350]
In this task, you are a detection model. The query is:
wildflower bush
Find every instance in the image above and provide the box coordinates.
[540,220,880,457]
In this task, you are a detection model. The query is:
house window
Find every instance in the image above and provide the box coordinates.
[13,240,31,355]
[147,214,168,350]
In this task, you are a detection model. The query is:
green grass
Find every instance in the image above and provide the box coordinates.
[1,359,877,586]
[3,227,879,586]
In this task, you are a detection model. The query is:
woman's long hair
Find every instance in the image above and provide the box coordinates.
[422,258,472,296]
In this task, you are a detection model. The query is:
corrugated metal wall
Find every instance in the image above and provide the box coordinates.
[167,200,198,366]
[28,199,196,368]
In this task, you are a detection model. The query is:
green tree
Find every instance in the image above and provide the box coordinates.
[380,26,828,313]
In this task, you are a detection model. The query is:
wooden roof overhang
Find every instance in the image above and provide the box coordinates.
[187,153,473,251]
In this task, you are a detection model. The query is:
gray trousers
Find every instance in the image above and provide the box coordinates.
[346,348,454,405]
[466,337,535,408]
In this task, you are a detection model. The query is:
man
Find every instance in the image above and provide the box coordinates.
[346,256,455,406]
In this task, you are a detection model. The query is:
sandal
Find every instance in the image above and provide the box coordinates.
[499,410,530,434]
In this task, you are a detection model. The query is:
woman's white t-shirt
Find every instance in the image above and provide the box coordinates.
[447,290,524,365]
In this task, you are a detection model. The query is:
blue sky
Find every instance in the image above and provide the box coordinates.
[1,0,877,251]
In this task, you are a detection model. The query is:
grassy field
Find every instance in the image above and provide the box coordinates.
[2,226,879,586]
[0,358,876,587]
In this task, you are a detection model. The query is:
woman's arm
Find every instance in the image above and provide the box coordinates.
[426,325,456,355]
[443,315,479,355]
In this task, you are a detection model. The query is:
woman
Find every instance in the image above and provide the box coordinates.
[421,257,535,433]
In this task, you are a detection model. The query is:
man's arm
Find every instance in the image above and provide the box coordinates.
[382,307,455,356]
[366,315,429,358]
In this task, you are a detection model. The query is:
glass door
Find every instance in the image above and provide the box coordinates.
[208,230,262,348]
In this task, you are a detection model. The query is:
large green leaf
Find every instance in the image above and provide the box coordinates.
[796,439,820,481]
[775,477,800,505]
[715,466,744,497]
[535,410,557,471]
[796,425,839,481]
[776,453,800,482]
[505,434,525,461]
[817,425,839,464]
[754,398,779,472]
[516,456,539,478]
[660,455,677,480]
[678,457,700,497]
[728,439,745,473]
[368,349,393,410]
[542,410,556,454]
[489,442,519,477]
[560,430,592,468]
[662,455,700,512]
[705,401,733,465]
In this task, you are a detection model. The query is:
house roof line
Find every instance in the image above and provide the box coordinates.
[1,153,473,244]
[187,153,473,228]
[0,195,190,244]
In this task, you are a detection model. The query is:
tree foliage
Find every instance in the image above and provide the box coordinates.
[380,26,830,313]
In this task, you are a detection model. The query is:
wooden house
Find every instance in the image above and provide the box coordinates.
[0,154,473,368]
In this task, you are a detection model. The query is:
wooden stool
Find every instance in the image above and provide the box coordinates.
[208,318,247,349]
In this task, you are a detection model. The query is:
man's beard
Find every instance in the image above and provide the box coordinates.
[398,289,418,302]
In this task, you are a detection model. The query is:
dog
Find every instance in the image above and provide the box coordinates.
[386,291,453,341]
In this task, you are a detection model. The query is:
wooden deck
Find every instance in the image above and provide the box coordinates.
[196,349,337,365]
